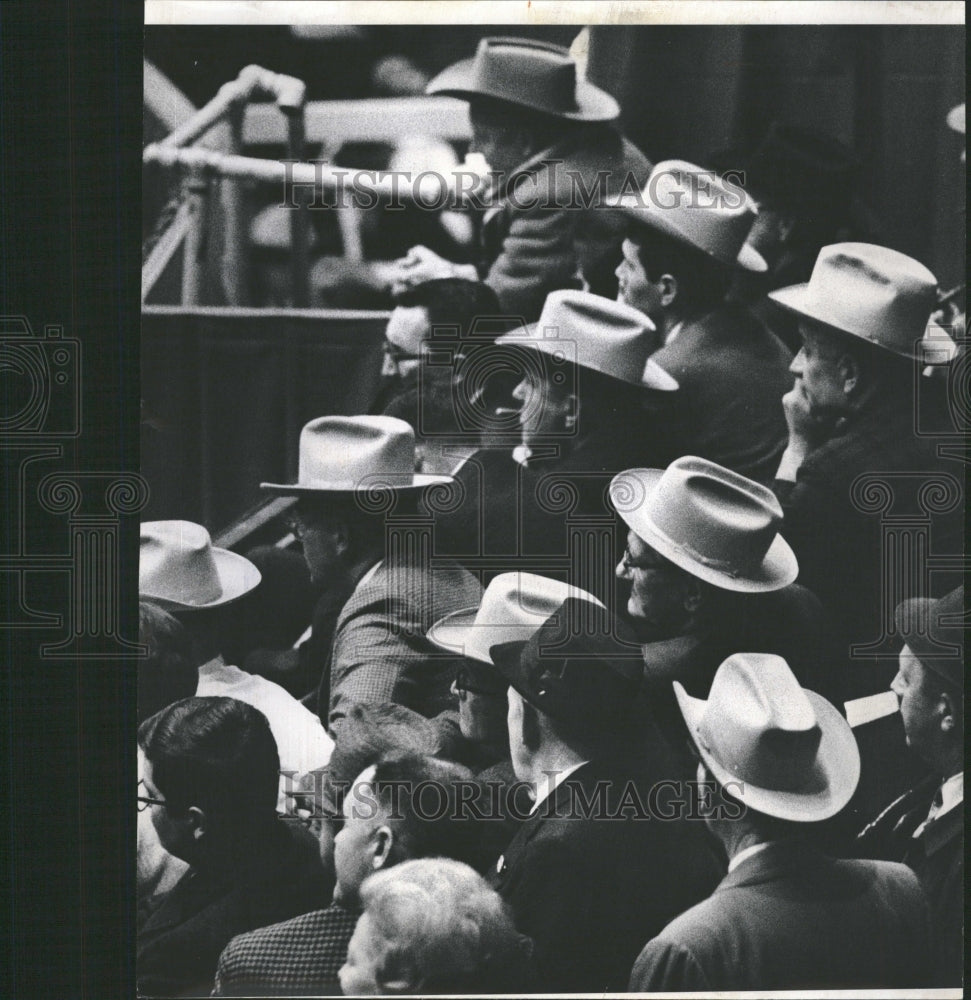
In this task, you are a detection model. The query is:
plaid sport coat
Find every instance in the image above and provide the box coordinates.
[212,902,358,997]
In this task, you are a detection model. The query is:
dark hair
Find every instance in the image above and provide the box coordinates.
[137,601,198,723]
[370,752,479,867]
[395,278,505,340]
[138,696,280,820]
[467,95,574,154]
[294,492,419,557]
[381,370,463,439]
[633,227,732,312]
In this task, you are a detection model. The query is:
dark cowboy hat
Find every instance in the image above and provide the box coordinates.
[489,597,642,736]
[894,585,965,688]
[426,36,619,123]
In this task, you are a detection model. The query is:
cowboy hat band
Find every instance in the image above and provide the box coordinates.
[261,415,452,495]
[677,652,860,822]
[426,36,619,123]
[609,458,798,593]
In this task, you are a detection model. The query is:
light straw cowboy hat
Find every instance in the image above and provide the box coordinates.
[607,159,767,272]
[426,36,619,123]
[676,652,860,822]
[609,457,798,593]
[768,243,939,360]
[496,289,679,390]
[427,571,605,665]
[140,520,261,612]
[261,415,452,495]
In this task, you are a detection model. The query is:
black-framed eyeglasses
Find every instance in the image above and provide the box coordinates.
[619,545,658,574]
[137,779,167,812]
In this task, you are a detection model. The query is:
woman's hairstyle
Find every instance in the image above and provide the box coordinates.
[358,857,532,994]
[137,696,280,820]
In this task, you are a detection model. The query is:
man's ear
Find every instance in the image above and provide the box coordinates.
[658,273,679,308]
[187,806,208,841]
[682,575,705,614]
[836,351,861,398]
[331,519,352,558]
[776,211,798,243]
[521,699,543,752]
[939,690,959,734]
[563,392,579,431]
[371,824,395,871]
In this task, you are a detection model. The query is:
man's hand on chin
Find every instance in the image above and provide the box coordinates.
[776,383,843,481]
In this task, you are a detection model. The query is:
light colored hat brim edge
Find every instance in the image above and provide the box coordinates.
[675,682,860,822]
[426,57,620,123]
[610,469,798,593]
[260,473,454,495]
[140,547,262,612]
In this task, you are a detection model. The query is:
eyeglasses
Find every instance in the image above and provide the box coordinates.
[619,546,659,574]
[137,779,167,812]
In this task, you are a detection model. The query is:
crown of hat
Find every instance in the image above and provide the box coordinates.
[895,585,965,688]
[632,458,784,579]
[140,520,224,607]
[468,37,580,114]
[771,243,938,359]
[296,415,418,489]
[630,159,758,265]
[696,653,823,792]
[476,573,604,631]
[498,290,659,385]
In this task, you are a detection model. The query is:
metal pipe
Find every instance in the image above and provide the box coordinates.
[181,167,209,305]
[283,106,310,307]
[219,100,248,305]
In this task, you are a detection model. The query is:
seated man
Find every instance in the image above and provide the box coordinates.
[139,520,334,807]
[214,750,479,997]
[136,697,329,998]
[612,160,794,484]
[260,415,481,733]
[486,598,721,993]
[630,653,933,992]
[609,456,837,762]
[341,858,534,995]
[857,586,964,988]
[391,36,652,321]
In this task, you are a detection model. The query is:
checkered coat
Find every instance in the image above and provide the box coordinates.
[212,902,358,997]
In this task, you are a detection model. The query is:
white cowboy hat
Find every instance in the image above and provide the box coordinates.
[607,159,767,272]
[609,457,798,593]
[768,243,939,360]
[677,652,860,822]
[261,415,452,495]
[496,290,678,390]
[140,520,261,611]
[426,36,619,123]
[428,571,605,665]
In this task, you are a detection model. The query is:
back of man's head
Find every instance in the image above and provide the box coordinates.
[138,696,280,826]
[396,278,504,340]
[137,600,198,723]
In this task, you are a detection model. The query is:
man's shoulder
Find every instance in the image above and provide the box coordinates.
[222,904,355,961]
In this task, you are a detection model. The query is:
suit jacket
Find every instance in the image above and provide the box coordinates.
[487,755,721,993]
[857,775,964,987]
[648,303,793,484]
[629,841,934,992]
[212,902,358,997]
[321,557,482,731]
[136,822,329,998]
[479,127,652,321]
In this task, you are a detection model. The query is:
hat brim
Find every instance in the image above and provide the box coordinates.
[498,324,679,391]
[429,607,572,665]
[768,283,926,360]
[608,195,767,273]
[426,58,620,123]
[676,682,860,822]
[612,469,798,593]
[260,473,453,495]
[489,637,539,709]
[140,547,263,612]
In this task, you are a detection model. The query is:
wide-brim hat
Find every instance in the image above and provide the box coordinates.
[428,571,605,665]
[894,585,965,689]
[610,459,797,593]
[677,652,860,822]
[496,290,678,390]
[489,597,642,735]
[261,415,452,495]
[769,242,939,360]
[607,159,767,272]
[140,520,261,612]
[426,36,619,123]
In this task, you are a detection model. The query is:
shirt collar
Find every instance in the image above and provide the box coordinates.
[529,760,589,815]
[728,840,776,874]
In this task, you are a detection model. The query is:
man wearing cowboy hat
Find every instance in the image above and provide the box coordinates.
[612,159,794,484]
[138,520,334,808]
[261,415,481,732]
[609,456,837,759]
[388,36,652,321]
[435,289,677,599]
[768,243,963,671]
[485,597,720,993]
[857,585,964,987]
[629,653,934,992]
